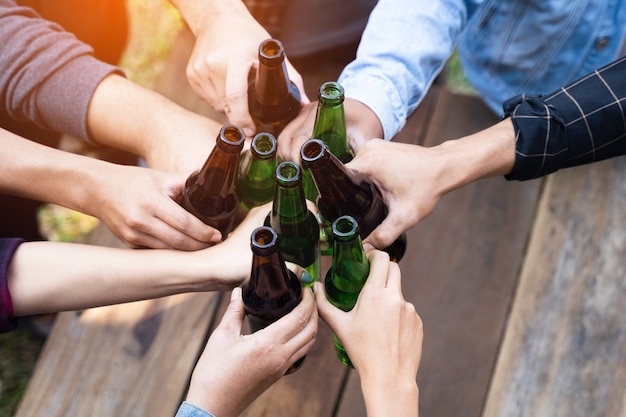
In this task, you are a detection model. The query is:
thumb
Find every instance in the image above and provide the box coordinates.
[314,282,343,332]
[363,218,404,251]
[216,287,246,335]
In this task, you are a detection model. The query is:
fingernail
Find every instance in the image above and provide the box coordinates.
[210,233,223,243]
[231,287,241,301]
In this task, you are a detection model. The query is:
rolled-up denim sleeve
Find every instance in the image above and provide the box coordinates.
[503,57,626,181]
[174,402,216,417]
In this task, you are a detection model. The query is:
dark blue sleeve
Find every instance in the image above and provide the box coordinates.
[503,56,626,181]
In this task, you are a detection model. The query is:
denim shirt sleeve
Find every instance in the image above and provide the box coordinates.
[174,402,216,417]
[503,56,626,180]
[337,0,479,140]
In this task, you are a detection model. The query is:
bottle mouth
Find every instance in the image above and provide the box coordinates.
[319,81,345,103]
[276,161,301,183]
[251,226,279,250]
[332,215,359,240]
[259,38,285,65]
[219,124,246,149]
[252,132,277,157]
[300,139,325,163]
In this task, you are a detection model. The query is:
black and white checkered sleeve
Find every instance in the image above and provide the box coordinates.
[502,56,626,181]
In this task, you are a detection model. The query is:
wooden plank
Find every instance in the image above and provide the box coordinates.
[336,89,543,417]
[483,157,626,417]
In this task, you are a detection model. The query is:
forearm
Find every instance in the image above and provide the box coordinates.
[433,118,516,194]
[168,0,251,36]
[0,127,116,214]
[361,374,419,417]
[86,74,221,171]
[7,241,228,316]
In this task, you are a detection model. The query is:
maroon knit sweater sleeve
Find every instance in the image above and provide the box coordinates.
[1,238,23,333]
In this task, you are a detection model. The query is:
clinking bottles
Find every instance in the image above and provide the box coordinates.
[265,161,321,286]
[300,138,407,262]
[182,124,245,240]
[242,226,305,374]
[235,132,278,211]
[325,215,370,367]
[248,38,302,137]
[303,81,354,202]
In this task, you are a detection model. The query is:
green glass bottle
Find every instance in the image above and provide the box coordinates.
[182,124,246,240]
[248,38,302,137]
[242,226,305,374]
[235,132,278,211]
[325,215,370,367]
[265,161,321,286]
[300,138,407,262]
[303,81,354,202]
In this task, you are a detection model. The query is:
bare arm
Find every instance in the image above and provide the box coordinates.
[86,74,223,172]
[0,127,221,249]
[7,204,269,316]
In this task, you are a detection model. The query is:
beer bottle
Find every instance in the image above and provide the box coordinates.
[242,226,305,374]
[248,38,302,137]
[265,161,321,286]
[325,215,370,367]
[235,132,278,211]
[303,81,355,247]
[182,124,245,240]
[300,138,407,262]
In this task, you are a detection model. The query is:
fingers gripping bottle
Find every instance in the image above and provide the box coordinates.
[300,138,407,262]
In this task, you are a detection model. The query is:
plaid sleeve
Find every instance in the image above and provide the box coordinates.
[503,57,626,181]
[1,238,24,333]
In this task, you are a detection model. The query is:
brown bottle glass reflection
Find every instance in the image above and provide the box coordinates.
[248,38,302,137]
[182,125,245,240]
[242,226,305,374]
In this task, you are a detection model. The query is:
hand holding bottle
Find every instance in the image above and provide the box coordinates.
[183,287,318,417]
[171,0,308,137]
[278,97,384,163]
[315,250,422,417]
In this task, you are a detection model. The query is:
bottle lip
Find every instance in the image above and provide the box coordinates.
[332,215,360,240]
[250,226,279,252]
[251,132,277,157]
[300,138,326,164]
[258,38,286,65]
[319,81,345,104]
[275,160,301,184]
[218,124,246,151]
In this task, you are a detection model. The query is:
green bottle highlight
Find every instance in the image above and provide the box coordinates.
[265,161,321,286]
[324,215,370,367]
[235,132,278,211]
[303,81,354,203]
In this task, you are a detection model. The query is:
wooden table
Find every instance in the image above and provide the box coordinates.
[15,28,626,417]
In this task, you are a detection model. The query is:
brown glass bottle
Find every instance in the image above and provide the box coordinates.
[182,124,245,240]
[242,226,305,374]
[300,139,407,262]
[248,38,302,137]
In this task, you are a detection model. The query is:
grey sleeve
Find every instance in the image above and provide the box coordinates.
[0,0,124,141]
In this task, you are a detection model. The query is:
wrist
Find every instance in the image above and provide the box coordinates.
[434,118,516,194]
[361,374,419,417]
[173,0,249,37]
